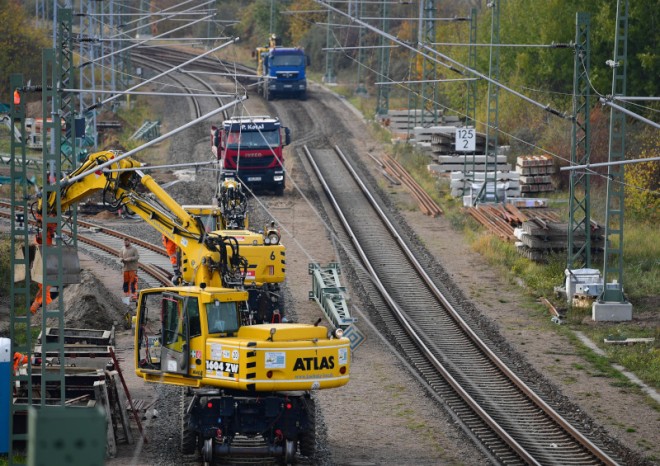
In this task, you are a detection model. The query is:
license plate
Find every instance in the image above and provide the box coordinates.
[247,177,261,182]
[284,85,292,88]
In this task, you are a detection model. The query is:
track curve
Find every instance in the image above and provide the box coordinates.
[304,145,620,466]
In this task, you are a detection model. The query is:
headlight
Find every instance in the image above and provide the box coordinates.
[333,328,344,339]
[267,231,280,245]
[273,175,284,182]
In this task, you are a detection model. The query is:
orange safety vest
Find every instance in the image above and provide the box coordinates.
[13,352,28,371]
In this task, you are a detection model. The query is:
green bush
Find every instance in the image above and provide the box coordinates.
[624,129,660,224]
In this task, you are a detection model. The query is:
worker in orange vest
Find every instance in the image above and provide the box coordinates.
[162,235,181,283]
[121,238,140,300]
[30,219,55,313]
[13,352,28,373]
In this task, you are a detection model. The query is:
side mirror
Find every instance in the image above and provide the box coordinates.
[306,55,310,67]
[284,127,291,146]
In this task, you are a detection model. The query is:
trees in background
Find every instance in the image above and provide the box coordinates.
[0,0,49,101]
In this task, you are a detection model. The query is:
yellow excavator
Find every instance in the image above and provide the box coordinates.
[36,150,350,463]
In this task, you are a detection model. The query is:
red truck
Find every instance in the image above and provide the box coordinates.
[211,116,290,195]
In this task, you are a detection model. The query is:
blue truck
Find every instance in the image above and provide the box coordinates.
[255,35,309,101]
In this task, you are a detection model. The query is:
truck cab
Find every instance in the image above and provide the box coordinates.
[211,116,290,195]
[255,35,309,101]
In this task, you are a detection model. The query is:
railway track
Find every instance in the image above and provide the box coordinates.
[0,200,172,288]
[304,144,621,466]
[9,42,647,465]
[4,42,647,464]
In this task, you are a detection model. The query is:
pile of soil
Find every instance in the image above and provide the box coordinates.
[33,269,128,330]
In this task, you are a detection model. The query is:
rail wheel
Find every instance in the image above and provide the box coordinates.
[201,437,214,466]
[180,390,198,456]
[282,439,297,465]
[298,398,316,458]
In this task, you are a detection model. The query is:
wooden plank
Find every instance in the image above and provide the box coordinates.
[604,337,655,345]
[94,380,117,458]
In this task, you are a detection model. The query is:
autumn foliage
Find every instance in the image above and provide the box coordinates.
[624,129,660,224]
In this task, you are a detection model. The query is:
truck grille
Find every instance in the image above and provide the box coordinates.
[233,155,277,169]
[276,72,299,80]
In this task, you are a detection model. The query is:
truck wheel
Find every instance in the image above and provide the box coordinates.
[298,398,316,458]
[299,91,307,101]
[180,390,198,455]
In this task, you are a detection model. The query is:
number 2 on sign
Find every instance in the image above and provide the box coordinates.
[455,128,475,152]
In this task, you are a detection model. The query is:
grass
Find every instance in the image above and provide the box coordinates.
[0,455,27,465]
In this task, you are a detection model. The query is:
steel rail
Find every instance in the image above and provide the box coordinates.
[303,145,619,465]
[0,203,171,287]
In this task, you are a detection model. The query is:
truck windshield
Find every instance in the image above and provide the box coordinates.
[271,55,304,67]
[206,300,240,334]
[226,130,280,149]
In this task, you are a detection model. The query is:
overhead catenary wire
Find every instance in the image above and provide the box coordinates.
[109,0,215,40]
[307,2,658,196]
[430,42,573,48]
[81,11,215,68]
[63,89,236,98]
[118,0,197,29]
[313,0,572,120]
[560,157,660,172]
[71,0,657,217]
[103,161,216,173]
[599,98,660,129]
[66,97,246,186]
[375,78,478,85]
[84,37,239,113]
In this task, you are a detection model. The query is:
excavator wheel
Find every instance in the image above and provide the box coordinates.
[298,397,316,459]
[180,389,199,456]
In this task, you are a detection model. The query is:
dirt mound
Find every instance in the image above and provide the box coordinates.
[32,269,128,330]
[94,210,119,220]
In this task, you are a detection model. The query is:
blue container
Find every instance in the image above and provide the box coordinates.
[0,337,10,454]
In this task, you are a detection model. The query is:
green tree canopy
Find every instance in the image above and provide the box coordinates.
[0,0,49,101]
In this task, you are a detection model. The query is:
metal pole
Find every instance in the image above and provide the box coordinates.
[567,12,592,270]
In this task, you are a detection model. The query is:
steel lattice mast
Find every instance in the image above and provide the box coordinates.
[567,13,592,270]
[476,0,501,204]
[418,0,439,127]
[601,0,629,303]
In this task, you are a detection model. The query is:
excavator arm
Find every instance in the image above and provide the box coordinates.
[39,150,247,287]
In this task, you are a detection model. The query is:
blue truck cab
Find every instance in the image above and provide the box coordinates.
[256,36,309,101]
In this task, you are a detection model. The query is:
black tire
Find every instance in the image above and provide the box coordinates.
[298,398,316,458]
[180,390,198,455]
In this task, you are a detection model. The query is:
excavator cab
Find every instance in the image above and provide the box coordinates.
[135,286,249,387]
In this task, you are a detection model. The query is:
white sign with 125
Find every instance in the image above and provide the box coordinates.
[455,127,476,152]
